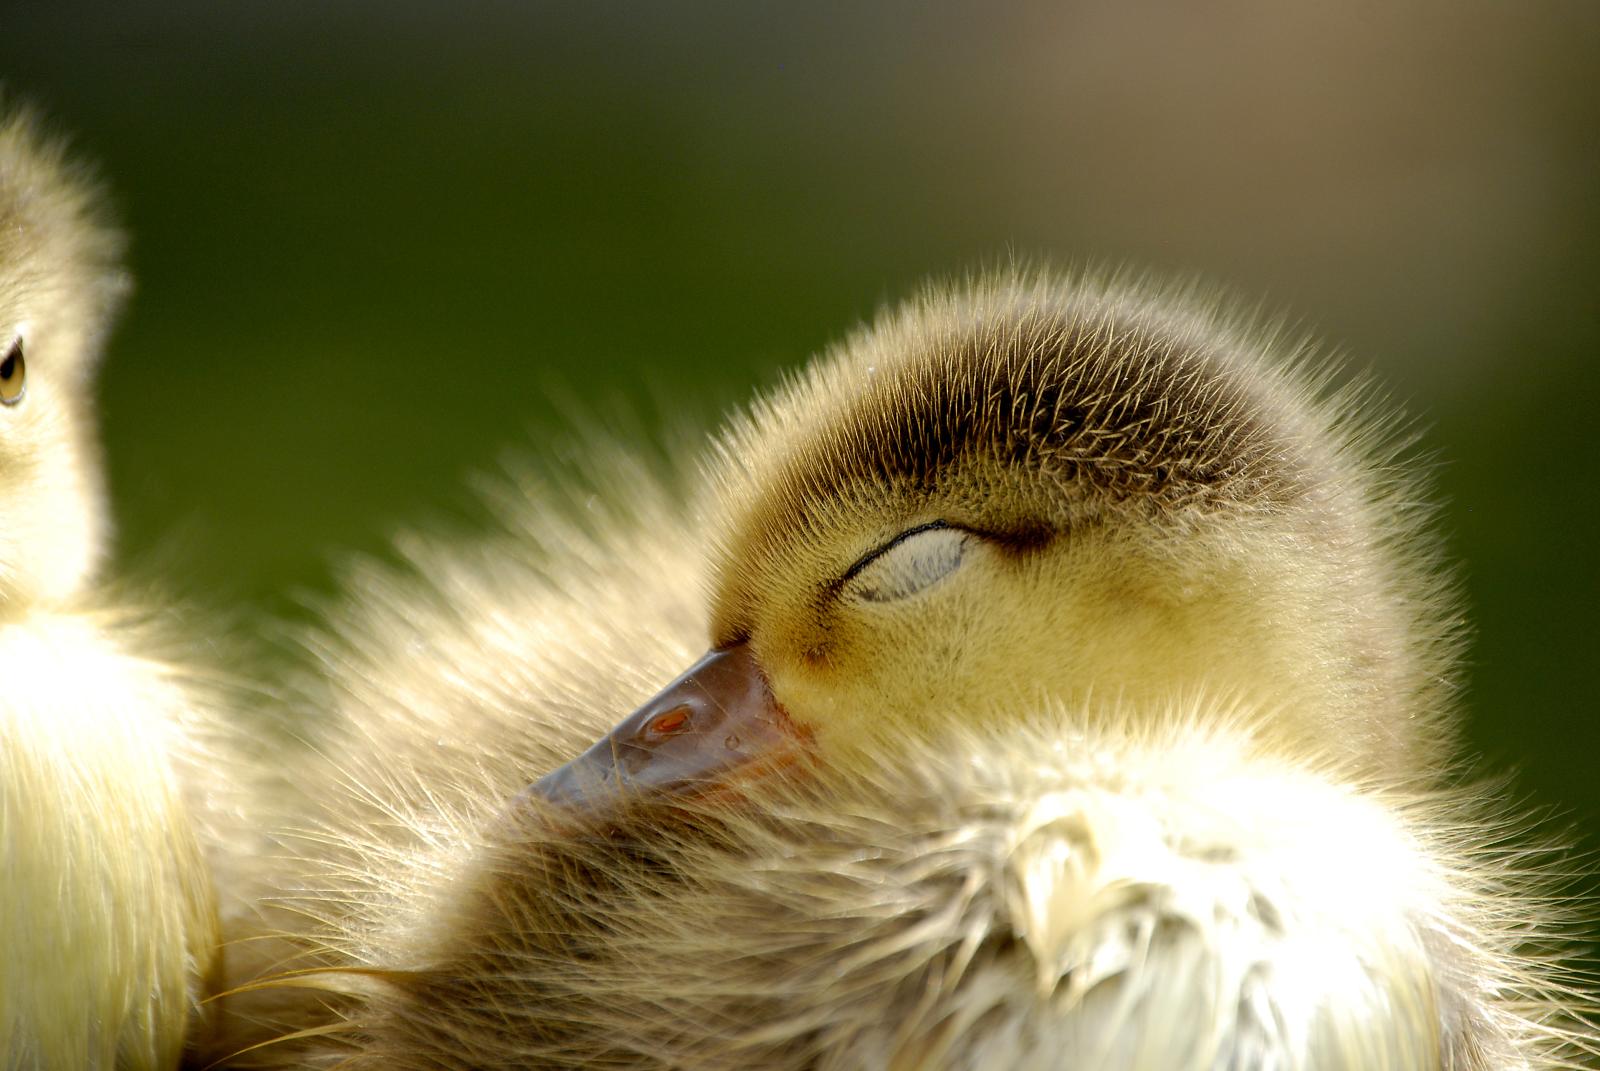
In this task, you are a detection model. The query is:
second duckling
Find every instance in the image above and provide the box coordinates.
[0,109,223,1069]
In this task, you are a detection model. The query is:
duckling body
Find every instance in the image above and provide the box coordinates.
[227,276,1593,1068]
[0,111,218,1069]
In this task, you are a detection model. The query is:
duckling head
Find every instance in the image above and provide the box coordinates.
[537,274,1450,810]
[0,109,125,611]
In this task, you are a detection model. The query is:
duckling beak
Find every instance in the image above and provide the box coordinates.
[530,643,804,813]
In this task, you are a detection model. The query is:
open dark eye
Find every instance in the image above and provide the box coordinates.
[839,522,971,603]
[0,335,24,406]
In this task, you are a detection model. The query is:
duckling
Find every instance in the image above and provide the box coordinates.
[228,273,1595,1068]
[0,109,220,1069]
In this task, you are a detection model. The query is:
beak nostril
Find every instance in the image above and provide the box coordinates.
[648,707,692,736]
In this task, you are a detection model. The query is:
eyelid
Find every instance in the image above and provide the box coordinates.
[836,520,955,589]
[835,521,976,604]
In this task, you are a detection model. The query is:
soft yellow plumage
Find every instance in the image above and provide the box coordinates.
[214,274,1596,1067]
[0,110,218,1069]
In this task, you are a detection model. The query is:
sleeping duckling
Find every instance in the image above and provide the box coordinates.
[0,110,219,1069]
[230,273,1594,1068]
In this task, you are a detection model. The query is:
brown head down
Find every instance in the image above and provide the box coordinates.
[533,272,1453,814]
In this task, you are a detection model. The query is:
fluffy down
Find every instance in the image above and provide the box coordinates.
[0,108,223,1069]
[212,275,1596,1069]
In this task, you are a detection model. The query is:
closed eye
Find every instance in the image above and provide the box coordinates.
[838,522,972,603]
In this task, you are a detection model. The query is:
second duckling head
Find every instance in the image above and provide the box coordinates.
[0,109,125,611]
[537,274,1455,811]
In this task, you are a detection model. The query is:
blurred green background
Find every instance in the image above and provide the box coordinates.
[6,2,1598,909]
